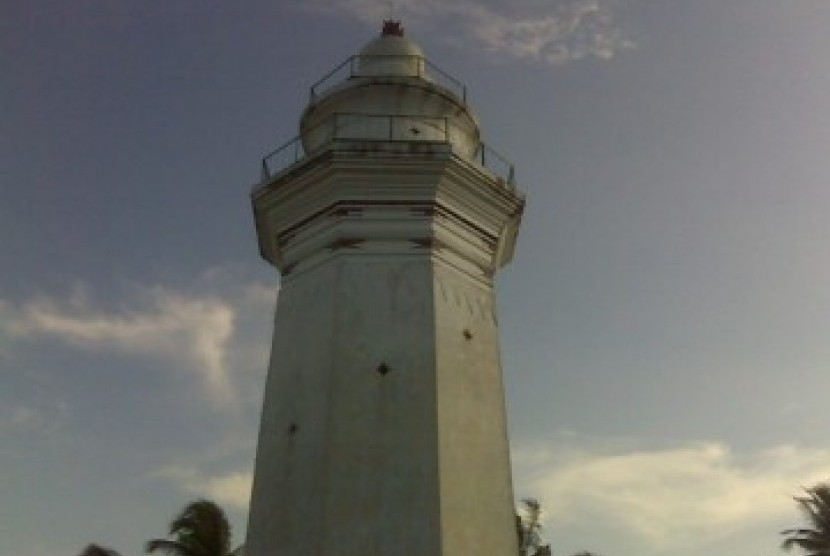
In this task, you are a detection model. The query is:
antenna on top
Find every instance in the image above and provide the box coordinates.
[381,20,404,37]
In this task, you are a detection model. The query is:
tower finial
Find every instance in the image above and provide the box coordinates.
[381,20,404,37]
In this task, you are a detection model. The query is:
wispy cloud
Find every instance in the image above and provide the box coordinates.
[513,436,830,554]
[154,465,253,510]
[0,401,68,437]
[1,271,276,409]
[305,0,636,64]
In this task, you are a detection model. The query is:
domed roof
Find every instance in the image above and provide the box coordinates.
[300,22,481,158]
[359,25,424,58]
[355,21,427,78]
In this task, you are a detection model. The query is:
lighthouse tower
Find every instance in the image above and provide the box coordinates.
[246,22,525,556]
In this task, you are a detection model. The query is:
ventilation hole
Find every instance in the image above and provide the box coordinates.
[288,423,298,435]
[376,363,390,376]
[463,329,473,340]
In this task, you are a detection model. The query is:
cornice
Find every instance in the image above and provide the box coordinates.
[253,143,525,280]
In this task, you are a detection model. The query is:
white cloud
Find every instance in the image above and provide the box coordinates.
[512,437,830,554]
[305,0,636,65]
[5,286,235,406]
[154,465,253,510]
[1,273,276,409]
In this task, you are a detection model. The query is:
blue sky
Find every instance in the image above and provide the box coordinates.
[3,1,830,556]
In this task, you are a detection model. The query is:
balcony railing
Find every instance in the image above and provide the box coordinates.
[260,112,514,186]
[309,54,467,103]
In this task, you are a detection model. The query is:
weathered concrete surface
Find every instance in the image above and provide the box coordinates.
[246,254,516,556]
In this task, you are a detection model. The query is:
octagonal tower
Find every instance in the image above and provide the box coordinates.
[246,22,525,556]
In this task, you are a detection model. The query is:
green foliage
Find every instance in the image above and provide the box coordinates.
[515,498,604,556]
[516,498,550,556]
[146,499,240,556]
[782,484,830,556]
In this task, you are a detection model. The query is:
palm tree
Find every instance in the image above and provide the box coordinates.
[146,499,242,556]
[782,483,830,556]
[77,545,124,556]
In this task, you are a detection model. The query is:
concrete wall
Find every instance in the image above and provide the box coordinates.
[246,253,516,556]
[434,262,516,556]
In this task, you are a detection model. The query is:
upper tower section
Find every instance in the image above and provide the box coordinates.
[260,21,515,185]
[253,23,524,281]
[299,21,481,159]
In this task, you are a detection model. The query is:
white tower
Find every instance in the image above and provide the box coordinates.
[246,22,525,556]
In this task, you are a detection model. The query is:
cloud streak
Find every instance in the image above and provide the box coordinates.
[1,274,276,409]
[513,437,830,554]
[306,0,636,64]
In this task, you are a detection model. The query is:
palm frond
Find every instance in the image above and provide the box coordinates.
[146,538,199,556]
[782,483,830,555]
[169,499,231,556]
[78,545,123,556]
[150,499,233,556]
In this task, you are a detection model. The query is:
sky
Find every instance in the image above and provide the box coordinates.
[3,1,830,555]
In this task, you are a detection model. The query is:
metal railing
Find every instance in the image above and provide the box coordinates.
[260,135,305,181]
[261,112,448,180]
[329,112,450,142]
[261,112,514,186]
[309,54,467,103]
[474,143,515,185]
